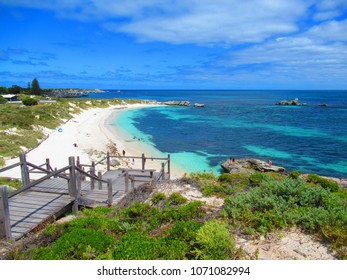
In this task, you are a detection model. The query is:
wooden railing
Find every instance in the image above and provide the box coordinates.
[0,152,171,240]
[0,154,113,240]
[95,152,171,176]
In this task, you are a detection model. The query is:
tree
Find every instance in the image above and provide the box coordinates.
[31,78,41,95]
[0,86,8,94]
[8,85,22,94]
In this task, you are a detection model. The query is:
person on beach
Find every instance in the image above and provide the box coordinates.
[232,157,235,165]
[268,160,272,167]
[122,150,126,157]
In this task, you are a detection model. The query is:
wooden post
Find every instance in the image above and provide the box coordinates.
[90,167,95,190]
[161,163,165,180]
[142,153,145,170]
[107,179,113,206]
[90,162,96,190]
[0,186,12,240]
[98,171,102,190]
[167,154,171,179]
[19,153,30,188]
[68,157,78,214]
[77,171,82,194]
[76,156,80,168]
[46,158,50,172]
[54,167,58,178]
[131,176,135,189]
[107,152,110,171]
[125,171,129,192]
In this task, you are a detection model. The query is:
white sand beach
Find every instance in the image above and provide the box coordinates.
[3,103,187,179]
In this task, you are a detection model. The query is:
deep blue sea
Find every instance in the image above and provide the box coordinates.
[86,90,347,178]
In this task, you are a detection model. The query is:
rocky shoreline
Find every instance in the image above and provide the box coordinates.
[221,157,347,189]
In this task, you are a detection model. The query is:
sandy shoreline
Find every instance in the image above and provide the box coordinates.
[3,103,188,179]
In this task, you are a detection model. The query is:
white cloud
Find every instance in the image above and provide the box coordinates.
[113,0,308,45]
[2,0,309,44]
[307,19,347,42]
[313,0,347,20]
[220,34,347,85]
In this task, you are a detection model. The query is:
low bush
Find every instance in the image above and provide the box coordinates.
[186,172,249,197]
[0,96,7,104]
[223,176,347,258]
[151,192,166,204]
[289,170,300,179]
[22,97,38,106]
[112,231,189,260]
[34,228,115,260]
[249,172,265,186]
[169,192,188,205]
[218,173,232,183]
[306,174,340,192]
[193,219,235,260]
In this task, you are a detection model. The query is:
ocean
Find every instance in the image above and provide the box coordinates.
[85,90,347,178]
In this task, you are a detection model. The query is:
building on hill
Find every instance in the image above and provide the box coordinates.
[1,94,19,102]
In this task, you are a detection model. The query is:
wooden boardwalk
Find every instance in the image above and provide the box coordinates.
[0,154,170,241]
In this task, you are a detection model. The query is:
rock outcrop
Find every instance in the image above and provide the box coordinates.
[221,158,285,174]
[163,100,190,106]
[276,98,307,106]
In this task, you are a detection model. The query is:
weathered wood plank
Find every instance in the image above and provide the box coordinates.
[10,215,48,224]
[0,186,12,239]
[10,193,69,203]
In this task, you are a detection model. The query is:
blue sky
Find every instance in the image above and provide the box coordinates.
[1,0,347,89]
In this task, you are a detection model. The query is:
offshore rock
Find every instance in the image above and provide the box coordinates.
[163,100,190,106]
[221,158,286,174]
[276,98,307,106]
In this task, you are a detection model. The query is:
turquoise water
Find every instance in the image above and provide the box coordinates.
[90,90,347,178]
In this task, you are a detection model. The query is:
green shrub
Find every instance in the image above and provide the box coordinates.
[169,192,188,205]
[22,97,38,106]
[193,219,235,260]
[112,231,189,260]
[112,231,161,260]
[289,170,300,179]
[63,215,122,233]
[223,176,347,250]
[0,96,7,104]
[306,174,340,192]
[218,173,232,183]
[34,228,115,260]
[166,220,202,243]
[249,172,265,186]
[119,202,151,219]
[0,177,22,190]
[151,192,166,204]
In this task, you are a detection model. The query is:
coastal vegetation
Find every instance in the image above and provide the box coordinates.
[1,88,346,260]
[4,171,346,260]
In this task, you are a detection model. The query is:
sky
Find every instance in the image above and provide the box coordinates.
[0,0,347,90]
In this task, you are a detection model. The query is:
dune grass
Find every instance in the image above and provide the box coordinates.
[0,98,142,166]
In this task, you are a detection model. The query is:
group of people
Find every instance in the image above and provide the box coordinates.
[229,157,235,165]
